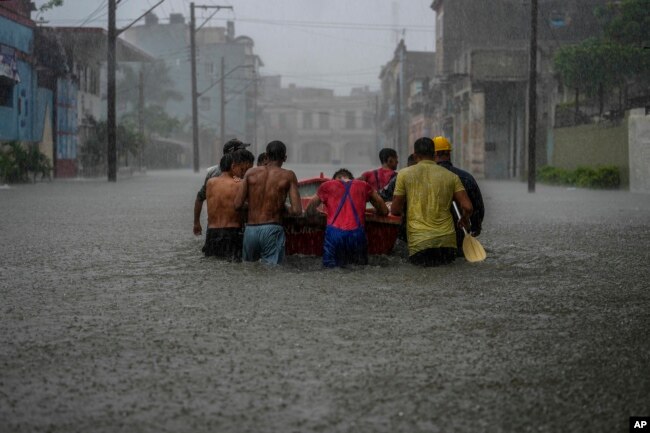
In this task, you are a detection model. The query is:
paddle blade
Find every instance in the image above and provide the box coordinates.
[462,235,487,262]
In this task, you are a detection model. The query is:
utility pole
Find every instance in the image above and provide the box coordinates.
[527,0,538,193]
[190,3,199,172]
[189,3,233,172]
[107,0,117,182]
[253,71,258,154]
[375,94,379,153]
[195,61,254,159]
[138,68,145,171]
[220,56,226,155]
[106,0,165,182]
[397,40,405,155]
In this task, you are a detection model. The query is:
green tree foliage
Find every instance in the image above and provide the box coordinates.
[117,62,183,109]
[537,165,621,189]
[554,0,650,112]
[116,62,186,167]
[0,142,52,183]
[555,38,639,97]
[603,0,650,46]
[121,105,183,139]
[80,118,144,176]
[38,0,64,12]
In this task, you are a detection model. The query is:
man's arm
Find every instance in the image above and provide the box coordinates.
[193,198,204,235]
[369,190,389,216]
[379,176,397,202]
[469,182,485,236]
[390,195,405,216]
[286,172,302,216]
[193,170,212,235]
[453,190,473,231]
[305,195,322,215]
[234,174,248,211]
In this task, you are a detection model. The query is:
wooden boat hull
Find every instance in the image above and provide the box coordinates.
[284,176,400,256]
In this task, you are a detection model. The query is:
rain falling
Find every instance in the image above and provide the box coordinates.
[1,0,649,432]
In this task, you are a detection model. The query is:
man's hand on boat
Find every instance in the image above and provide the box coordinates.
[301,196,326,226]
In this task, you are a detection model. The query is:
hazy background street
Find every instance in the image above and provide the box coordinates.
[1,169,648,432]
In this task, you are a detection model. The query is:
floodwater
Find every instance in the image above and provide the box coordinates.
[1,168,648,433]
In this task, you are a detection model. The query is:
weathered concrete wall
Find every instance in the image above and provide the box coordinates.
[628,108,650,194]
[552,118,629,187]
[469,92,485,178]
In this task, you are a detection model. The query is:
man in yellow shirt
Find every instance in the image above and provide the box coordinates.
[391,137,473,266]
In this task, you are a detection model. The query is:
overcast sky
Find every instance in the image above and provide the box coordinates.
[37,0,436,95]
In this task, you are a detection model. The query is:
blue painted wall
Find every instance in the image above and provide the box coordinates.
[56,78,77,159]
[0,15,36,143]
[0,16,58,145]
[33,88,53,142]
[0,15,33,53]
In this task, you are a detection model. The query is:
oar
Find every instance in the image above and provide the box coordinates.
[452,202,487,263]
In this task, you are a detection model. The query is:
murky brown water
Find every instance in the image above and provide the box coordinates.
[1,169,649,432]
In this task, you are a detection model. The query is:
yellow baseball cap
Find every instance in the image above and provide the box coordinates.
[433,136,452,152]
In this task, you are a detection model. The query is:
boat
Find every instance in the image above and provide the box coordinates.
[283,174,402,256]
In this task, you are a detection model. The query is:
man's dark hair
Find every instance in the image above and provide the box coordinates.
[332,168,353,179]
[219,153,233,172]
[379,148,397,164]
[266,140,287,161]
[232,149,254,165]
[413,137,435,158]
[257,152,267,166]
[407,153,416,166]
[223,138,247,154]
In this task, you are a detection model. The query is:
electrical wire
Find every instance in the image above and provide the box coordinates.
[76,0,108,27]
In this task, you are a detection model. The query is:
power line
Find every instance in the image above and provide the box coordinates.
[51,14,435,33]
[76,0,108,27]
[225,16,435,32]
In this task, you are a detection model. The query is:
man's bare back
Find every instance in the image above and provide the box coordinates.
[235,163,302,224]
[206,173,243,229]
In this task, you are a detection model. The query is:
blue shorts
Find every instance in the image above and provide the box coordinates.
[323,225,368,268]
[243,223,286,265]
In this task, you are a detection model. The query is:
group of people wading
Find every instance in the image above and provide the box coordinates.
[193,137,484,268]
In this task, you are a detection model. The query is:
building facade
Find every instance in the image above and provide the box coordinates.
[258,78,379,165]
[0,0,74,176]
[378,40,435,161]
[429,0,611,179]
[122,14,262,167]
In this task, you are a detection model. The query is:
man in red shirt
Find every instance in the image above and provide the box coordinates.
[306,169,388,267]
[359,148,398,191]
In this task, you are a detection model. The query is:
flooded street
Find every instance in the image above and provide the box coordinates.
[1,168,649,432]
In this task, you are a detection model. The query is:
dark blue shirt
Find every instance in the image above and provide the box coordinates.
[437,160,485,233]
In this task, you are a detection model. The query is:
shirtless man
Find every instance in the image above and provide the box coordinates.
[234,140,302,265]
[204,149,255,261]
[193,138,250,236]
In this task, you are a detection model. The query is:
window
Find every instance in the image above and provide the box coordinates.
[0,79,14,107]
[279,113,287,130]
[362,111,373,129]
[319,111,330,129]
[345,110,356,129]
[413,80,423,95]
[200,96,211,111]
[205,62,214,75]
[302,111,313,129]
[91,68,99,95]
